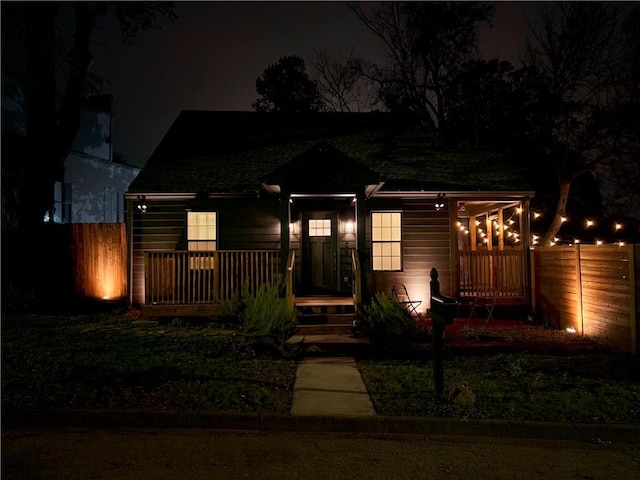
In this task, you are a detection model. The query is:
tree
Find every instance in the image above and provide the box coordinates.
[349,1,494,146]
[252,55,324,113]
[307,46,378,112]
[521,2,639,246]
[1,2,177,232]
[446,59,520,148]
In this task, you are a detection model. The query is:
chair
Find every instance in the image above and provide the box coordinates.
[469,287,497,322]
[392,283,423,318]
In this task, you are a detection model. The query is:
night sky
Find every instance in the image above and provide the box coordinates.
[91,1,538,168]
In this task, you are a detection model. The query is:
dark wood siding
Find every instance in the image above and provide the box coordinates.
[131,197,280,305]
[367,198,452,315]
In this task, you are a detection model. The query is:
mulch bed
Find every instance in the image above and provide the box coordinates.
[417,316,608,354]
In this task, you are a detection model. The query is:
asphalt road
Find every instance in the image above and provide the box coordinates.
[2,427,639,480]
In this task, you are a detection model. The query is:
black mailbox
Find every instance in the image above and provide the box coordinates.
[430,294,458,325]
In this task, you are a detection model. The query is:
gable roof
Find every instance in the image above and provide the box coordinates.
[127,110,533,195]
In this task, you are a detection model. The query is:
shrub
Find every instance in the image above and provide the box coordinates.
[239,277,300,358]
[359,292,422,352]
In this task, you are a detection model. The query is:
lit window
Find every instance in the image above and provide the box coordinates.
[187,211,217,251]
[187,211,216,269]
[309,219,331,237]
[371,212,402,271]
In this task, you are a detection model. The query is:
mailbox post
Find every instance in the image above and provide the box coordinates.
[429,268,457,400]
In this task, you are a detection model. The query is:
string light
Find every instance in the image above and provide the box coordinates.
[615,223,622,231]
[561,216,567,223]
[586,219,594,228]
[596,239,603,246]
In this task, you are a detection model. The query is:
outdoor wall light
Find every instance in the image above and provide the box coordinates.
[345,220,354,234]
[434,193,446,211]
[137,195,147,213]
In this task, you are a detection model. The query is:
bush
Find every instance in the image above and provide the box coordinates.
[239,277,300,358]
[359,292,423,353]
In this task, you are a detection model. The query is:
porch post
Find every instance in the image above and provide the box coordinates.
[356,188,368,303]
[521,196,532,312]
[280,190,291,277]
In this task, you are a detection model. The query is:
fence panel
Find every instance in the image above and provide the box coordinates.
[533,244,638,354]
[72,223,127,300]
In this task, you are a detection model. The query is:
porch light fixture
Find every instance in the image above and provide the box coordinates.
[137,195,147,213]
[434,193,446,211]
[345,220,354,234]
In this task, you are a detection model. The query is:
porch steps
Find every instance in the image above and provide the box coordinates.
[291,296,366,355]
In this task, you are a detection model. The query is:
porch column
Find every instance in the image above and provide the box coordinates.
[521,196,533,312]
[280,190,291,276]
[355,188,368,303]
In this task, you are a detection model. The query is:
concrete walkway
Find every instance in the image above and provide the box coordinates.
[290,356,376,416]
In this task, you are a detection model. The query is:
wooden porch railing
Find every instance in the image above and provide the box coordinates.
[144,250,281,305]
[458,250,525,298]
[351,249,362,315]
[285,249,295,308]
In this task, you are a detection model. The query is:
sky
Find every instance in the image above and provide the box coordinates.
[91,1,539,168]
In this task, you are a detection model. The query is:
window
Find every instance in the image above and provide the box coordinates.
[371,211,402,271]
[187,211,216,269]
[44,181,72,223]
[187,211,217,251]
[308,218,331,237]
[104,188,123,223]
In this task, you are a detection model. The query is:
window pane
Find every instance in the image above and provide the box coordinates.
[188,212,216,241]
[371,212,402,271]
[309,218,331,237]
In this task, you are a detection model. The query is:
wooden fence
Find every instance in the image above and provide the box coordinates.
[71,223,127,300]
[2,223,127,303]
[532,244,639,354]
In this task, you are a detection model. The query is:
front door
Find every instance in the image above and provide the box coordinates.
[301,212,338,294]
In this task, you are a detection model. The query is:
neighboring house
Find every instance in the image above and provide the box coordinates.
[47,95,140,224]
[1,81,140,224]
[126,111,535,318]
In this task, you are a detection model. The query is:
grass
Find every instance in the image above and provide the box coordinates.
[359,351,640,424]
[1,313,297,413]
[3,311,640,425]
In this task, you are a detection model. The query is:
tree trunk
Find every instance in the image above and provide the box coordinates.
[541,179,572,247]
[5,3,102,232]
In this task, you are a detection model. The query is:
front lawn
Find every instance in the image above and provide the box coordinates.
[359,351,640,424]
[1,313,297,413]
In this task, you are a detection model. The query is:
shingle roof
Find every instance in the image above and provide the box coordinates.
[128,111,533,194]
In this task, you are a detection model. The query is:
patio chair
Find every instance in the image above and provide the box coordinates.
[469,287,497,322]
[392,283,423,318]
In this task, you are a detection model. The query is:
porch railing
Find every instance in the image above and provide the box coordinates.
[351,249,362,315]
[285,249,295,308]
[458,250,525,298]
[144,250,281,305]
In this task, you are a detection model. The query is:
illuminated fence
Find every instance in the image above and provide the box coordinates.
[71,223,127,300]
[533,244,640,354]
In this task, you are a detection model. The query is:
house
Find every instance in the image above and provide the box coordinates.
[1,83,140,224]
[44,95,140,224]
[125,111,534,318]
